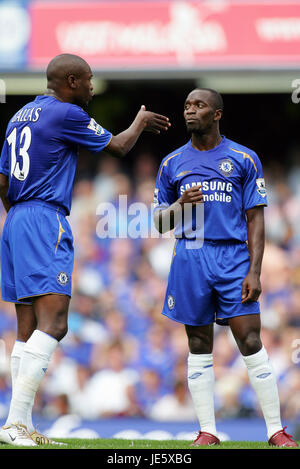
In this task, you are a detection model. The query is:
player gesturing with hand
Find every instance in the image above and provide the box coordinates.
[107,104,170,157]
[0,53,170,447]
[153,88,298,448]
[138,105,171,134]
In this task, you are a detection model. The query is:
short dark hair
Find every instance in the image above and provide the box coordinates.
[194,88,224,112]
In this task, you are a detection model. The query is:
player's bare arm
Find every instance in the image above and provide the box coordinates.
[0,173,11,212]
[106,105,171,158]
[154,185,203,234]
[242,205,265,303]
[45,55,171,158]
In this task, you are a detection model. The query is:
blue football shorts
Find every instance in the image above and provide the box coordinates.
[162,238,260,326]
[1,200,74,305]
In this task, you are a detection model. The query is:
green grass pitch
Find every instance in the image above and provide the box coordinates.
[0,438,299,449]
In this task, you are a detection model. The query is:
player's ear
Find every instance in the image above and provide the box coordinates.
[214,109,222,122]
[66,74,78,89]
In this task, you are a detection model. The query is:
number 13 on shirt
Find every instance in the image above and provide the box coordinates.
[7,126,31,181]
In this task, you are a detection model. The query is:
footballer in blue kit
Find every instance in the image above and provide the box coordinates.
[154,134,267,327]
[153,88,298,447]
[0,53,170,446]
[0,95,112,304]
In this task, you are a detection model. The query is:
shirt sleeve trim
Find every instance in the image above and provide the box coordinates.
[0,169,9,176]
[104,133,113,148]
[245,202,267,211]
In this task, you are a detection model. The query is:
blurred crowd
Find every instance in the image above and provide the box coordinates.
[0,149,299,426]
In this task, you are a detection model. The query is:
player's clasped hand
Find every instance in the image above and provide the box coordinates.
[138,105,171,134]
[178,185,204,206]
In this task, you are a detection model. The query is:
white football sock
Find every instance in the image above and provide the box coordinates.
[242,346,282,439]
[10,340,25,390]
[187,352,217,436]
[6,330,58,427]
[10,340,35,433]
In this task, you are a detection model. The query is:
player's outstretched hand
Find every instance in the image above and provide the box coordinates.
[137,105,171,134]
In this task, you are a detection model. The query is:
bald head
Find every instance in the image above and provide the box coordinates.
[46,54,90,85]
[46,54,94,107]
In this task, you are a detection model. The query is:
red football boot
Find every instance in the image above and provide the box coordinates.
[191,431,220,447]
[268,427,299,447]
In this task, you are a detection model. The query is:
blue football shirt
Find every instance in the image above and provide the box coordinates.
[154,136,268,242]
[0,95,112,214]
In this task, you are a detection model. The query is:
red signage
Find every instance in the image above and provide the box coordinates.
[29,1,300,70]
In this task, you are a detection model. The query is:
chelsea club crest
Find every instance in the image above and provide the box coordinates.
[167,295,175,310]
[57,271,69,286]
[219,159,234,177]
